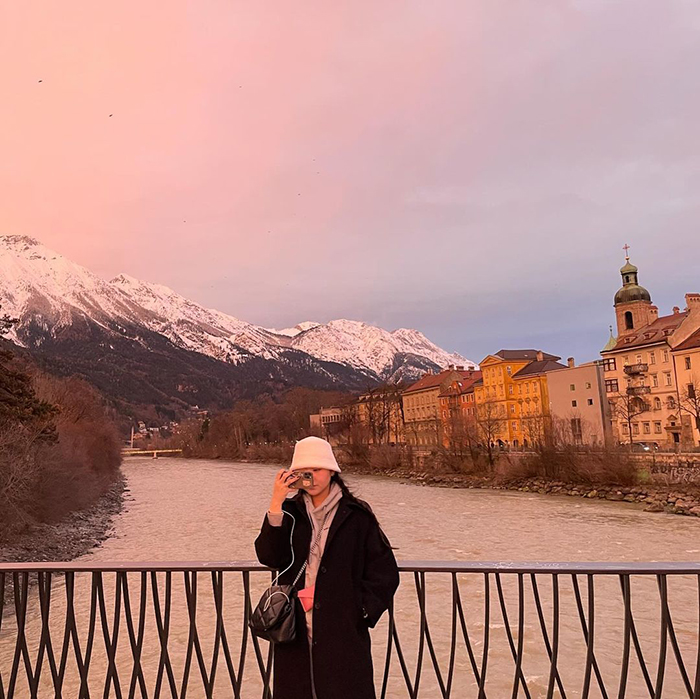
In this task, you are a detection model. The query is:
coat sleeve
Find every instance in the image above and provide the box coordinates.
[254,509,294,570]
[360,519,400,628]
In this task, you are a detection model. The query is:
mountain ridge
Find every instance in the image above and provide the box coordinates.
[0,235,476,420]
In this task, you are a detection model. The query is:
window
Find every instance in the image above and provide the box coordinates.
[636,354,642,364]
[526,384,530,394]
[622,423,629,433]
[625,311,634,330]
[509,385,513,395]
[571,418,582,443]
[652,374,658,387]
[510,404,515,414]
[650,352,656,365]
[572,400,578,408]
[624,356,630,365]
[588,398,594,406]
[512,421,517,431]
[643,422,651,434]
[507,366,512,375]
[633,423,640,435]
[665,373,673,387]
[585,382,592,389]
[570,384,576,391]
[605,379,619,393]
[654,422,662,434]
[689,384,696,399]
[602,358,617,371]
[668,396,676,409]
[654,397,662,410]
[685,357,692,370]
[663,350,669,363]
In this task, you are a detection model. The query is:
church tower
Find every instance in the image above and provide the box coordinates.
[613,246,657,336]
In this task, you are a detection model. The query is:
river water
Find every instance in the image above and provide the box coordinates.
[2,457,700,698]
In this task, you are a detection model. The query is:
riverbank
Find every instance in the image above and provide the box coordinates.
[0,471,127,564]
[342,462,700,517]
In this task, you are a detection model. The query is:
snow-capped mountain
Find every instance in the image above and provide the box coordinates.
[0,235,475,405]
[288,320,475,377]
[268,322,321,338]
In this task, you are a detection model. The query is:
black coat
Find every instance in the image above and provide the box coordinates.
[254,491,400,699]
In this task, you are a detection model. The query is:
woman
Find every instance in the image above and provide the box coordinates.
[254,436,400,699]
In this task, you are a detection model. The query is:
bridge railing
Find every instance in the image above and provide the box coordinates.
[2,561,700,698]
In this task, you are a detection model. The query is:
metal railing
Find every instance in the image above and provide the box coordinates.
[2,562,700,698]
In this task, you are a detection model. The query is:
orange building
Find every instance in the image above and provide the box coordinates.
[402,366,480,447]
[438,372,482,448]
[475,350,564,448]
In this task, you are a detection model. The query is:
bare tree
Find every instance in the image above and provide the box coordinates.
[610,391,650,445]
[520,404,551,449]
[444,409,480,462]
[476,398,506,470]
[678,376,700,434]
[358,383,404,445]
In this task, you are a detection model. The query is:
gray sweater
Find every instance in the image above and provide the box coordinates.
[266,482,343,640]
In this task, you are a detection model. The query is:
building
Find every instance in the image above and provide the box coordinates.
[402,366,480,448]
[309,406,346,445]
[546,359,612,446]
[438,372,482,448]
[600,253,700,447]
[475,350,565,448]
[354,387,404,445]
[671,328,700,447]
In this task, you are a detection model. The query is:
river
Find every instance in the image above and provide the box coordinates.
[2,457,700,697]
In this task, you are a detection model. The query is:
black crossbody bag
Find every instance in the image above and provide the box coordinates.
[249,511,329,644]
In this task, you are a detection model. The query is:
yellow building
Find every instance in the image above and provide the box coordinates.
[475,350,564,448]
[402,366,479,448]
[671,328,700,447]
[600,254,700,448]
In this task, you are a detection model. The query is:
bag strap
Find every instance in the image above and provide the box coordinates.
[292,511,330,587]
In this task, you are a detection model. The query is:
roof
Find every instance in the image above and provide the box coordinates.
[674,328,700,352]
[489,349,561,362]
[602,328,617,352]
[512,360,567,378]
[438,372,483,397]
[604,312,688,352]
[403,368,480,394]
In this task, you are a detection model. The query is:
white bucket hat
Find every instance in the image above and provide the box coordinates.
[289,436,341,473]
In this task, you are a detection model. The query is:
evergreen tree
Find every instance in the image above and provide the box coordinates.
[0,306,58,439]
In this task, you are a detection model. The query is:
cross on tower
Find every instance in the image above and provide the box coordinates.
[623,243,631,261]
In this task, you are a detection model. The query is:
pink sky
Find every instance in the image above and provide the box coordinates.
[2,1,700,360]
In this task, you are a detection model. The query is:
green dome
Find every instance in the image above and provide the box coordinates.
[614,257,651,306]
[615,284,652,305]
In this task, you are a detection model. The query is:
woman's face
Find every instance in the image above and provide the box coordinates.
[300,467,332,495]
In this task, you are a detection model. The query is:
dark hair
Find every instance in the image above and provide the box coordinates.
[331,473,397,550]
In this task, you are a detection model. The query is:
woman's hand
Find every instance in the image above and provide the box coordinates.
[269,469,297,513]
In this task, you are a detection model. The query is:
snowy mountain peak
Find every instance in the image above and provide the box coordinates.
[0,234,42,251]
[2,237,476,382]
[270,321,321,337]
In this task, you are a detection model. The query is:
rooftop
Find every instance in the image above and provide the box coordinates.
[604,312,688,352]
[674,328,700,352]
[403,368,480,394]
[488,349,560,362]
[438,372,483,397]
[512,359,567,378]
